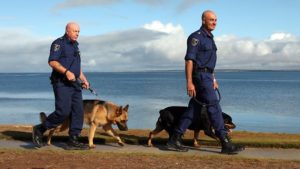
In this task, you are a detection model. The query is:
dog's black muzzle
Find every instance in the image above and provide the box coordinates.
[117,121,128,131]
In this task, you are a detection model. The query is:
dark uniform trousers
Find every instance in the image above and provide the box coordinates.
[175,71,227,139]
[43,81,84,136]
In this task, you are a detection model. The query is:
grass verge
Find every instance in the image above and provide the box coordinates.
[0,125,300,149]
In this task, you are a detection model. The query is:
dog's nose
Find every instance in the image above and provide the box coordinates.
[117,122,128,131]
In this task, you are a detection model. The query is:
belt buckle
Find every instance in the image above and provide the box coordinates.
[204,67,213,73]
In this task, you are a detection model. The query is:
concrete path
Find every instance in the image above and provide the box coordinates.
[1,140,300,161]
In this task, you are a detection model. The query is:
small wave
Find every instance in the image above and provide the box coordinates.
[0,92,53,100]
[220,79,300,82]
[0,73,47,77]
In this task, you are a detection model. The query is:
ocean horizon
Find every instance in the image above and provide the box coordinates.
[0,70,299,134]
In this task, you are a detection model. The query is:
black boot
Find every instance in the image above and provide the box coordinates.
[66,135,89,150]
[166,132,188,152]
[32,124,46,148]
[220,136,245,154]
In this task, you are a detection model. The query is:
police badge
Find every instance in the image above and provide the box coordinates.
[191,38,199,46]
[53,44,60,51]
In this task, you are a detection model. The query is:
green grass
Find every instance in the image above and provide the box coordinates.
[1,126,300,149]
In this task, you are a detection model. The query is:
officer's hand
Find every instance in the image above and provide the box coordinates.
[81,80,90,89]
[65,71,76,81]
[213,79,219,89]
[187,82,196,97]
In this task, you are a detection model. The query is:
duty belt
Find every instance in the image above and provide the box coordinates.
[197,67,214,73]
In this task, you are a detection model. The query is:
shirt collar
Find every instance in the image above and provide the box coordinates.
[200,26,214,38]
[63,34,78,45]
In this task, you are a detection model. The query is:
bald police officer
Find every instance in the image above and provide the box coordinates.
[167,10,244,154]
[32,22,89,150]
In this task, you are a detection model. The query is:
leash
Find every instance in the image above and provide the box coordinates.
[73,78,100,98]
[192,88,221,107]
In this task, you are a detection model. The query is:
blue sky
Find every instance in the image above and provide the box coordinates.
[1,0,300,72]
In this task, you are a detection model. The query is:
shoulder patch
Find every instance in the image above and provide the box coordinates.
[191,38,199,46]
[53,44,60,52]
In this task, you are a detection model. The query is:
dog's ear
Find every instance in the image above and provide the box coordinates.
[123,104,129,112]
[39,112,47,123]
[117,106,123,116]
[222,112,232,120]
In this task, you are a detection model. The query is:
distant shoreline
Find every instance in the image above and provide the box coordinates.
[0,69,300,74]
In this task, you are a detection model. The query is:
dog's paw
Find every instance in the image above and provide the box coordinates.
[147,143,153,147]
[193,143,201,148]
[193,140,200,148]
[118,142,125,146]
[147,139,153,147]
[89,144,96,149]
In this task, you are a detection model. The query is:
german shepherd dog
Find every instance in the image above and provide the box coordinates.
[40,99,129,148]
[147,106,236,147]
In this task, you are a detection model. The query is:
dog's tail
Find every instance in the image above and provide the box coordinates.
[159,109,175,129]
[39,112,47,123]
[203,129,218,140]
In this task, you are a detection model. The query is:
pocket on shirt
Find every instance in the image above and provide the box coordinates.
[199,44,213,51]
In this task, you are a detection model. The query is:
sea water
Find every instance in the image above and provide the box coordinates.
[0,70,299,134]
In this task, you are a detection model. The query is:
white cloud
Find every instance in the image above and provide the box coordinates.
[144,20,183,34]
[0,28,52,72]
[269,33,294,41]
[216,33,300,70]
[142,21,186,61]
[1,24,300,73]
[79,21,186,71]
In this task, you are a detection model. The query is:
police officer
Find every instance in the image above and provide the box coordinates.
[32,22,89,150]
[167,10,244,154]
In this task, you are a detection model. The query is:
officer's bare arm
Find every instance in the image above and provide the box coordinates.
[49,61,76,81]
[79,70,90,89]
[48,61,68,75]
[186,60,196,97]
[185,60,193,84]
[79,70,88,83]
[212,73,218,89]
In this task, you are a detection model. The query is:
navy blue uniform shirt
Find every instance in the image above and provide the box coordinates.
[49,34,81,79]
[184,27,217,70]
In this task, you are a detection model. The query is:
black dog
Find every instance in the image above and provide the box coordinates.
[147,106,236,147]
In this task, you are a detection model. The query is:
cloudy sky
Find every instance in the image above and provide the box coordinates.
[0,0,300,72]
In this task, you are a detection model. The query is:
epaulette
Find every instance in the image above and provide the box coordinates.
[54,36,64,43]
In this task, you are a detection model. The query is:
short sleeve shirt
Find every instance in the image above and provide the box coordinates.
[49,34,81,78]
[184,27,217,70]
